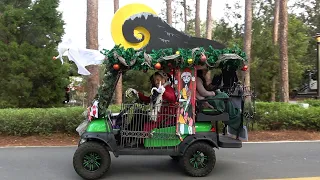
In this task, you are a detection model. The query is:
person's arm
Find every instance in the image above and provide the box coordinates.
[162,86,176,103]
[137,92,150,103]
[196,77,215,97]
[196,91,205,100]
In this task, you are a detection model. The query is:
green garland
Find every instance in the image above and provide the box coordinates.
[91,45,247,118]
[100,45,247,71]
[89,57,121,118]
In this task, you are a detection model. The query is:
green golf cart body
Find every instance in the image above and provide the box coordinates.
[72,3,253,180]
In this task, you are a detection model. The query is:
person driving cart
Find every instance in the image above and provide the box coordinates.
[125,71,177,132]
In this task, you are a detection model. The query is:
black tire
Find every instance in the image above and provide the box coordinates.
[180,142,216,177]
[73,141,111,180]
[170,155,180,161]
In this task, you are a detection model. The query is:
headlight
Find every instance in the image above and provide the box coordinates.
[79,138,87,145]
[76,120,89,136]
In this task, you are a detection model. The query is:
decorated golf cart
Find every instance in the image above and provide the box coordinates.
[72,3,252,180]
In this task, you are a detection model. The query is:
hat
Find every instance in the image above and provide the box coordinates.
[154,71,169,80]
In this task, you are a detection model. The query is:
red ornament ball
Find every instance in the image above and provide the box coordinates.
[113,64,120,70]
[200,54,207,62]
[241,65,248,71]
[155,63,162,70]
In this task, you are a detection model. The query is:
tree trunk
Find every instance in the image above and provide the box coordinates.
[279,0,289,102]
[271,0,280,102]
[243,0,252,96]
[205,0,213,84]
[271,76,277,101]
[114,0,119,13]
[113,0,122,105]
[195,0,200,37]
[166,0,172,25]
[183,0,187,32]
[86,0,99,106]
[273,0,280,44]
[206,0,212,40]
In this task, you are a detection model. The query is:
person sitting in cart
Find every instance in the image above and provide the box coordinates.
[126,71,177,132]
[196,68,241,132]
[149,74,160,105]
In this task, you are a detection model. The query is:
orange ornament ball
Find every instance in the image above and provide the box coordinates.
[155,63,162,70]
[113,64,120,70]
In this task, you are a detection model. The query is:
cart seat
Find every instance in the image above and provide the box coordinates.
[196,101,229,122]
[201,108,222,116]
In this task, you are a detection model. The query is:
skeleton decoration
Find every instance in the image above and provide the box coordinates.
[177,69,196,136]
[180,71,192,100]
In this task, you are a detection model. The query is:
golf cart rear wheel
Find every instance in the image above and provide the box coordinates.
[180,142,216,177]
[73,141,111,180]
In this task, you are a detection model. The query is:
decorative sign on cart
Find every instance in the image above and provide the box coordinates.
[175,68,196,135]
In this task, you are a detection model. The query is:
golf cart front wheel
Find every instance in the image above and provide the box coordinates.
[73,141,111,180]
[180,142,216,177]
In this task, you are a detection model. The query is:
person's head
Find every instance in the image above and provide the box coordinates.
[197,69,208,78]
[197,69,209,84]
[154,71,168,88]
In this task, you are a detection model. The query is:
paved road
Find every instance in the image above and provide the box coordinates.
[0,142,320,180]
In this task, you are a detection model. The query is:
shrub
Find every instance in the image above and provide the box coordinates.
[303,99,320,107]
[254,102,320,131]
[0,105,121,136]
[0,102,320,136]
[0,107,83,136]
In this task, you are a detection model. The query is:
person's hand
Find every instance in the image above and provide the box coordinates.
[203,101,214,109]
[125,88,138,98]
[207,84,215,91]
[156,82,166,94]
[211,91,216,96]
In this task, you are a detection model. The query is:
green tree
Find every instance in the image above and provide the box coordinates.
[212,1,244,47]
[296,0,320,66]
[249,1,309,101]
[212,1,310,101]
[0,0,69,108]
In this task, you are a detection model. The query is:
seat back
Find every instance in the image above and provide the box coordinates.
[229,96,242,109]
[226,83,244,109]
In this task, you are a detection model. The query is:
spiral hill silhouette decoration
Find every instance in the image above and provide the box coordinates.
[111,3,156,50]
[111,4,226,53]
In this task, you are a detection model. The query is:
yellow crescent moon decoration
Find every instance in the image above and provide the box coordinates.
[111,3,157,50]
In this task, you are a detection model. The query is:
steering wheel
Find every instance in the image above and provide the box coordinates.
[113,97,139,128]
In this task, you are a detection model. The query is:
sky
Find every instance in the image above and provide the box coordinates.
[57,0,300,51]
[57,0,244,50]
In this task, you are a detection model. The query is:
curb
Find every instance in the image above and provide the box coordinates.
[244,140,320,144]
[0,145,77,148]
